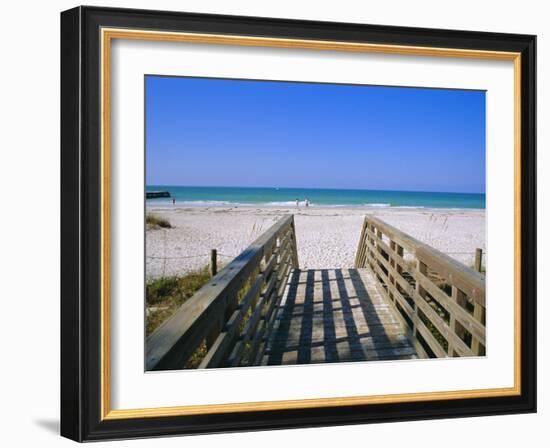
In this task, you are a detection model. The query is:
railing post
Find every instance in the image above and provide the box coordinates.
[365,223,372,269]
[414,260,428,337]
[210,249,217,277]
[365,222,374,268]
[355,218,368,268]
[449,286,468,356]
[388,240,395,286]
[474,248,483,273]
[290,218,299,269]
[395,244,404,275]
[206,315,223,350]
[471,303,485,355]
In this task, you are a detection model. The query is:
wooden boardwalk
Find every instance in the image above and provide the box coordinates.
[146,215,485,371]
[264,268,418,365]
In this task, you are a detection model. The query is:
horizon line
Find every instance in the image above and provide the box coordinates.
[145,184,486,195]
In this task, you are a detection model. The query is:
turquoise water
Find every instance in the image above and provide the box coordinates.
[146,186,485,209]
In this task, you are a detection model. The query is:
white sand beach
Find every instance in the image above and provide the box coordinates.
[145,205,485,280]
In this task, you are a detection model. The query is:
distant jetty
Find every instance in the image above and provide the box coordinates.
[146,191,171,199]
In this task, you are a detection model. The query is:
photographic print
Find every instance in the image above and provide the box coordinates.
[144,76,487,370]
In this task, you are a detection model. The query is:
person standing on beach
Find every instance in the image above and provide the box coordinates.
[172,198,175,205]
[296,198,299,208]
[305,198,310,207]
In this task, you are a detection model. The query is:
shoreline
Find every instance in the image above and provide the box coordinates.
[146,201,486,211]
[145,205,486,280]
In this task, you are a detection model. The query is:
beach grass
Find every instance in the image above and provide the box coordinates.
[146,214,172,230]
[146,266,210,336]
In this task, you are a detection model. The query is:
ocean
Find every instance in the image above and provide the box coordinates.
[146,186,485,209]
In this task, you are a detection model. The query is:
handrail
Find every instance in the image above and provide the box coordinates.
[146,215,299,370]
[355,215,486,358]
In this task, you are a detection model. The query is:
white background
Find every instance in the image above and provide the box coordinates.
[111,39,515,409]
[0,0,547,446]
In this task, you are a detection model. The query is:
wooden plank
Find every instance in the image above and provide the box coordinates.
[413,314,448,358]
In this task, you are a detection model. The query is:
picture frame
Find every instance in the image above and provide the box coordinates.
[60,5,536,441]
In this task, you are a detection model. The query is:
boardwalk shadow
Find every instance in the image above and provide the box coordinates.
[266,268,412,366]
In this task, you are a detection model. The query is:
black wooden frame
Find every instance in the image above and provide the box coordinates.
[61,6,537,442]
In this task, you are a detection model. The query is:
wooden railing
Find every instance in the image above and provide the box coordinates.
[146,215,299,370]
[355,216,486,358]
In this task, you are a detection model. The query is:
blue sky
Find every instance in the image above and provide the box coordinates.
[145,76,486,193]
